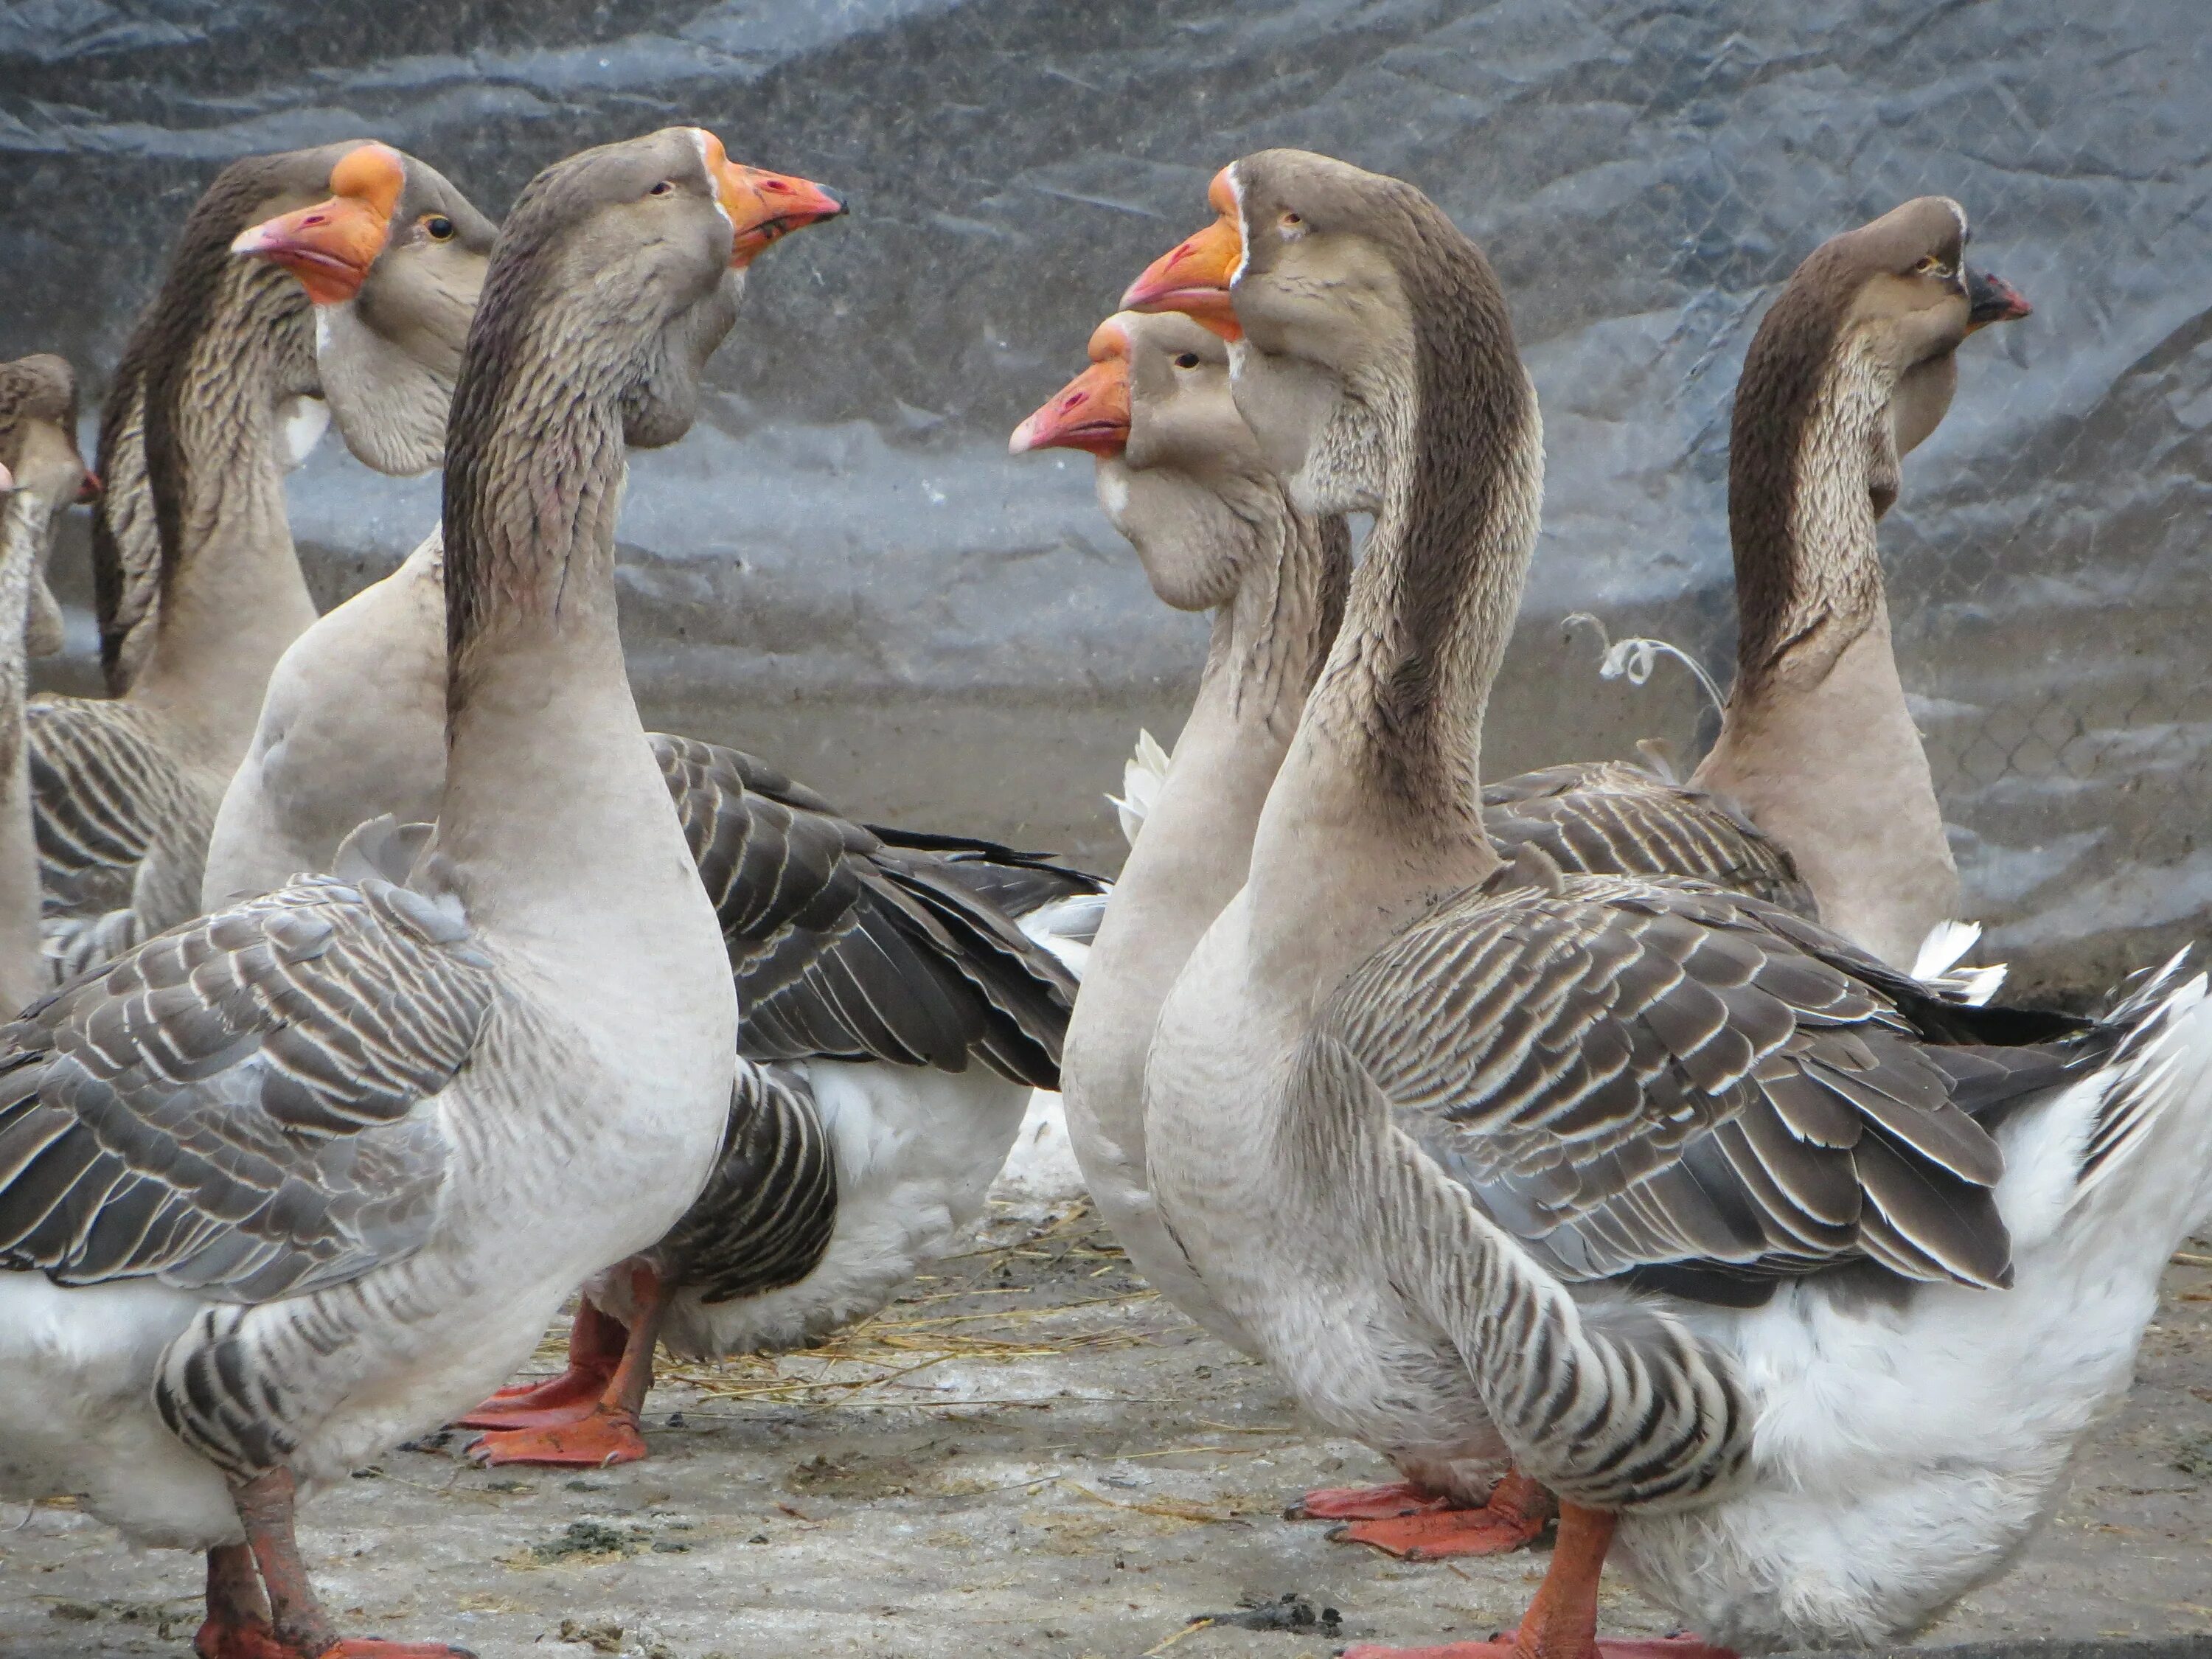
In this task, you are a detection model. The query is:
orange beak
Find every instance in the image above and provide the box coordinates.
[231,141,407,305]
[697,131,846,267]
[1121,168,1242,341]
[1011,321,1131,457]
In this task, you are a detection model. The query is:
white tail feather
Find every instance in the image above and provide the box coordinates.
[1910,919,2008,1006]
[1107,728,1172,848]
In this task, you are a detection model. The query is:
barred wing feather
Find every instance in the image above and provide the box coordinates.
[1325,874,2095,1305]
[652,734,1076,1089]
[0,875,494,1301]
[1482,760,1816,919]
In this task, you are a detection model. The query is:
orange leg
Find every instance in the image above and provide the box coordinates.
[467,1265,667,1468]
[454,1297,627,1429]
[232,1467,477,1658]
[1340,1503,1733,1659]
[1326,1467,1555,1559]
[193,1544,285,1659]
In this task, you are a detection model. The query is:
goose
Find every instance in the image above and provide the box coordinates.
[1125,189,2031,970]
[0,353,95,667]
[1113,191,2024,1559]
[0,125,768,1659]
[1009,310,1349,1356]
[0,355,97,1014]
[1122,190,2037,1558]
[205,156,1100,1470]
[1137,148,2212,1659]
[30,141,496,980]
[456,737,1094,1467]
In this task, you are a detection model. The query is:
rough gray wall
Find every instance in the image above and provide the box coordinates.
[4,0,2206,995]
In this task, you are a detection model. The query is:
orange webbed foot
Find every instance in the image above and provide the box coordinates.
[1290,1479,1444,1520]
[466,1405,649,1468]
[453,1366,615,1430]
[1332,1500,1548,1559]
[194,1615,291,1659]
[1343,1640,1733,1659]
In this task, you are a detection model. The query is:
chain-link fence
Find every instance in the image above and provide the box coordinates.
[4,0,2204,995]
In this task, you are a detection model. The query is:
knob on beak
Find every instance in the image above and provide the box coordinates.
[1121,167,1242,341]
[694,131,846,268]
[232,141,407,305]
[1012,319,1133,457]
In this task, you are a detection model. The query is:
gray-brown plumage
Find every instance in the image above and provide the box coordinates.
[35,144,494,981]
[1477,202,2027,952]
[0,874,492,1300]
[0,355,94,1017]
[1481,759,1813,917]
[0,353,89,662]
[0,125,764,1659]
[653,1060,836,1304]
[1331,866,2090,1308]
[1690,198,2031,966]
[1141,153,2204,1655]
[657,734,1083,1088]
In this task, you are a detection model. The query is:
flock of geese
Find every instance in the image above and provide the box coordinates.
[0,125,2204,1659]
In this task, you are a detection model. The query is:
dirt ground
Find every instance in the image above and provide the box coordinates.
[4,1203,2210,1659]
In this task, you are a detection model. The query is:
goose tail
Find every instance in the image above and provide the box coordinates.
[1910,919,2008,1006]
[1107,728,1171,849]
[2070,950,2212,1217]
[1015,887,1110,981]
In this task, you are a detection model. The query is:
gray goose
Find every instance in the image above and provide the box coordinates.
[1126,187,2030,967]
[459,736,1096,1467]
[0,124,759,1659]
[0,356,97,1015]
[1139,148,2212,1659]
[204,160,1103,1467]
[1123,189,2032,1558]
[32,142,495,980]
[1009,310,1349,1356]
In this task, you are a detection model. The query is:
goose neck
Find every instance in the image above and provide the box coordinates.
[1065,496,1347,1167]
[1202,493,1350,734]
[1728,335,1890,696]
[125,260,319,762]
[1700,334,1958,965]
[1247,305,1542,984]
[430,314,666,927]
[0,495,46,1009]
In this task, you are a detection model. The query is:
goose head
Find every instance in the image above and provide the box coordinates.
[232,142,498,476]
[1013,310,1294,612]
[451,128,844,462]
[1740,196,2030,521]
[0,353,97,658]
[1125,150,1480,518]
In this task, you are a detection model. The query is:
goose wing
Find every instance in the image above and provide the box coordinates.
[28,695,195,917]
[1483,760,1816,919]
[0,874,495,1301]
[1325,872,2091,1304]
[658,1060,838,1303]
[653,734,1076,1088]
[689,737,1108,921]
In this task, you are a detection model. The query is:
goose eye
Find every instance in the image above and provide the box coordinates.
[1914,254,1951,276]
[1281,210,1304,229]
[648,180,676,198]
[1172,352,1200,369]
[422,215,455,242]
